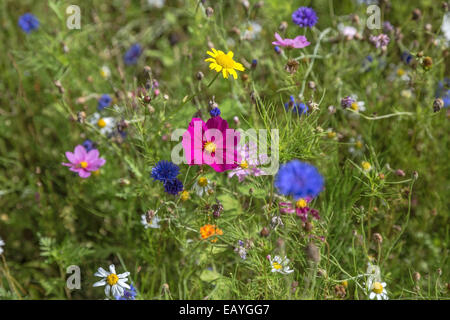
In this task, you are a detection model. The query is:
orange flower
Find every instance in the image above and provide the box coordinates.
[200,224,223,242]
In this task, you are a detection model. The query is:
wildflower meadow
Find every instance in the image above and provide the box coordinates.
[0,0,449,303]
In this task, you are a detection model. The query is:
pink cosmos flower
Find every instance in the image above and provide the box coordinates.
[279,197,320,222]
[182,116,241,172]
[62,145,106,178]
[272,32,310,49]
[228,142,268,182]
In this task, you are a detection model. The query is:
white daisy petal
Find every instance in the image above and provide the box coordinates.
[93,279,107,287]
[369,292,376,299]
[118,272,130,279]
[104,284,111,296]
[109,264,116,275]
[118,279,130,289]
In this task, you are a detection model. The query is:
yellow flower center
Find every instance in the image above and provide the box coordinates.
[327,131,336,139]
[372,282,383,294]
[272,262,282,270]
[240,160,249,169]
[215,53,235,69]
[342,280,348,288]
[180,191,190,201]
[198,177,208,187]
[97,118,107,128]
[356,140,363,149]
[295,198,307,209]
[396,68,405,76]
[362,161,371,171]
[106,273,119,286]
[204,141,217,154]
[351,102,359,111]
[80,161,88,169]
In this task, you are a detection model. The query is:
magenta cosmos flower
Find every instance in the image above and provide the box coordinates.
[272,33,310,49]
[62,145,106,178]
[182,116,241,172]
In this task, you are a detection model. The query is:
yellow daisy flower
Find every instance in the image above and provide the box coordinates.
[205,48,245,79]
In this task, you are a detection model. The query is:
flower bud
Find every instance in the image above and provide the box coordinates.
[433,98,444,112]
[205,7,214,17]
[260,227,270,237]
[413,272,421,282]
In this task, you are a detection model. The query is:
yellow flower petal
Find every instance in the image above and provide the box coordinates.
[222,69,228,79]
[227,51,234,58]
[206,51,216,57]
[215,65,223,72]
[211,48,218,55]
[209,63,217,70]
[230,69,238,79]
[205,58,216,63]
[234,63,245,71]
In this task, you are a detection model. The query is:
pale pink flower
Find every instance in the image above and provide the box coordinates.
[272,32,310,49]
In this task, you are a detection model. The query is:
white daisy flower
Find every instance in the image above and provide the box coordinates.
[192,177,213,197]
[349,135,364,156]
[89,112,115,136]
[387,64,410,82]
[367,278,389,300]
[349,94,366,113]
[241,21,262,41]
[141,210,161,229]
[269,255,294,275]
[100,65,111,79]
[93,264,131,298]
[0,237,5,255]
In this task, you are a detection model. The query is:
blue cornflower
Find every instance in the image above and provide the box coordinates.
[285,96,308,115]
[82,139,95,152]
[210,107,221,117]
[274,160,324,200]
[97,94,112,111]
[251,59,258,69]
[274,46,281,54]
[292,7,318,28]
[124,44,142,65]
[163,178,184,195]
[151,160,180,182]
[401,51,413,65]
[115,284,137,300]
[18,13,39,34]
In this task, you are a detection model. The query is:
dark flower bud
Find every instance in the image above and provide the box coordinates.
[196,71,204,81]
[143,95,151,104]
[373,233,383,243]
[433,98,444,112]
[260,227,270,237]
[412,8,422,20]
[205,7,214,17]
[395,169,406,176]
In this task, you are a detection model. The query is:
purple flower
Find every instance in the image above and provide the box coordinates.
[272,33,310,49]
[97,94,112,111]
[124,44,142,65]
[292,7,318,28]
[341,96,355,109]
[369,34,390,49]
[62,145,106,178]
[18,13,39,34]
